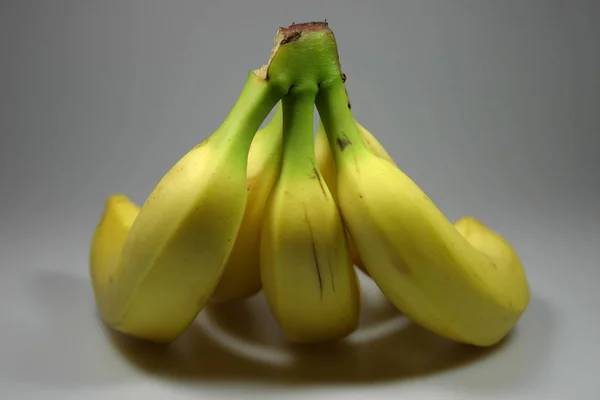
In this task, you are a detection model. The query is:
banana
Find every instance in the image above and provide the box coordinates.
[260,87,361,343]
[315,119,396,274]
[315,78,530,347]
[210,104,283,303]
[89,71,284,343]
[91,107,284,309]
[90,194,138,303]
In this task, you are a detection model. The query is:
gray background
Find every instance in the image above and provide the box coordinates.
[1,0,599,399]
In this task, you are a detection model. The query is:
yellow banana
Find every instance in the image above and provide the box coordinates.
[315,119,396,274]
[91,107,284,310]
[90,194,138,302]
[210,104,283,303]
[89,72,284,343]
[260,88,361,343]
[315,77,530,347]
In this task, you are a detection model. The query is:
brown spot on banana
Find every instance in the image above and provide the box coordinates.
[305,207,324,299]
[311,167,327,198]
[311,240,324,299]
[280,31,301,44]
[337,136,351,151]
[327,252,336,292]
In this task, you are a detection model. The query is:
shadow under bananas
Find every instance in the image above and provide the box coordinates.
[4,265,555,394]
[106,271,553,389]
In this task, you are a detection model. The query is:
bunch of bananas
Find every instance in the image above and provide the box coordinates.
[90,22,530,348]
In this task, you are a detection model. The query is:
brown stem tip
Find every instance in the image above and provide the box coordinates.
[280,21,332,44]
[280,21,331,40]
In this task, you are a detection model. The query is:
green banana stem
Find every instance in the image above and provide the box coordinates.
[273,22,372,165]
[260,21,368,170]
[212,21,347,158]
[315,79,370,166]
[211,72,283,153]
[280,88,319,179]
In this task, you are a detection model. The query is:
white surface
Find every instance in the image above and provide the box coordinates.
[1,216,598,399]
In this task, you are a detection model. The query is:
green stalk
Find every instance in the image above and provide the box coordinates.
[260,21,368,171]
[315,78,370,166]
[280,88,319,179]
[212,71,285,158]
[211,21,348,164]
[263,22,370,166]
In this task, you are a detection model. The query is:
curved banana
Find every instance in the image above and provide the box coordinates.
[315,79,530,347]
[210,105,283,303]
[89,72,283,343]
[315,119,396,274]
[91,107,284,309]
[260,88,361,343]
[90,194,139,302]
